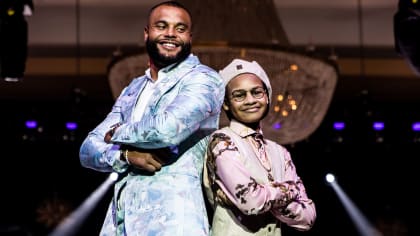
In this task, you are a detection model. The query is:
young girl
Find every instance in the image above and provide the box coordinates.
[204,59,316,235]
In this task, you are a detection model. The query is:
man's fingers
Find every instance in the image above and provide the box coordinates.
[129,152,161,172]
[142,163,158,172]
[147,155,162,170]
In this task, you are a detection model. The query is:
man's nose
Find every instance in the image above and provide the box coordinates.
[164,27,176,37]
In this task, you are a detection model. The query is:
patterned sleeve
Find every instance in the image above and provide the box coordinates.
[111,71,224,149]
[208,133,291,215]
[270,149,316,231]
[79,86,130,172]
[207,133,316,230]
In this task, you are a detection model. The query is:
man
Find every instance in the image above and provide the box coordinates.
[79,1,224,235]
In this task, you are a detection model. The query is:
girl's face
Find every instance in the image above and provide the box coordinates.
[223,73,269,126]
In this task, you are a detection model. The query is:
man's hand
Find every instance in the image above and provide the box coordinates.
[104,129,113,143]
[122,146,173,173]
[126,150,164,172]
[104,123,121,143]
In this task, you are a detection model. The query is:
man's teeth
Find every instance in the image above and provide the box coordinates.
[163,43,176,48]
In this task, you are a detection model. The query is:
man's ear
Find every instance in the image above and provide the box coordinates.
[144,27,149,41]
[222,103,229,111]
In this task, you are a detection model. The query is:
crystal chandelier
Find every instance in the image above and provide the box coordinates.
[108,0,338,144]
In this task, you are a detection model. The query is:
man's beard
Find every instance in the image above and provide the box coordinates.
[146,38,191,69]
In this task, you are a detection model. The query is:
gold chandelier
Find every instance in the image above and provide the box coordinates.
[108,0,338,144]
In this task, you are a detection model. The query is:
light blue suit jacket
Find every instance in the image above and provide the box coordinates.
[79,54,224,235]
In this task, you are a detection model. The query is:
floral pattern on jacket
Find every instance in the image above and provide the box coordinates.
[80,54,225,236]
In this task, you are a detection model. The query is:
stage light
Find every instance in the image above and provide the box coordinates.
[62,122,78,142]
[325,173,336,183]
[49,173,119,236]
[332,121,346,143]
[22,119,44,141]
[272,122,281,129]
[109,172,118,181]
[333,121,345,131]
[25,120,37,129]
[65,122,78,131]
[374,135,385,143]
[412,122,420,131]
[4,77,20,82]
[411,122,420,143]
[327,174,382,236]
[372,122,385,131]
[372,121,385,143]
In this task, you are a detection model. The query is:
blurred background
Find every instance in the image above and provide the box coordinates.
[1,0,419,235]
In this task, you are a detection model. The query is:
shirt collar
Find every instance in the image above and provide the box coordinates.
[145,54,197,80]
[229,119,263,138]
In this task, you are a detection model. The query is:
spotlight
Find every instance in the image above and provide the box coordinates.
[327,173,383,236]
[109,172,119,181]
[22,119,43,141]
[62,122,78,142]
[272,122,281,129]
[333,121,345,131]
[25,120,38,129]
[325,173,336,183]
[65,122,78,131]
[411,122,420,143]
[412,122,420,131]
[372,121,385,143]
[332,121,346,143]
[372,121,385,131]
[49,173,119,236]
[4,77,21,82]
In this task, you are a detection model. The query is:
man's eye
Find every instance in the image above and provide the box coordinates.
[176,26,187,33]
[155,24,166,30]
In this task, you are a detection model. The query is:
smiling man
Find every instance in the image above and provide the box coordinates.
[144,2,192,71]
[79,1,225,235]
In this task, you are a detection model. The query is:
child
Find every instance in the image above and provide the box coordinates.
[204,59,316,235]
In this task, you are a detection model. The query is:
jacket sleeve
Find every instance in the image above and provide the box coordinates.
[80,70,224,172]
[79,86,131,172]
[270,149,316,231]
[110,70,224,149]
